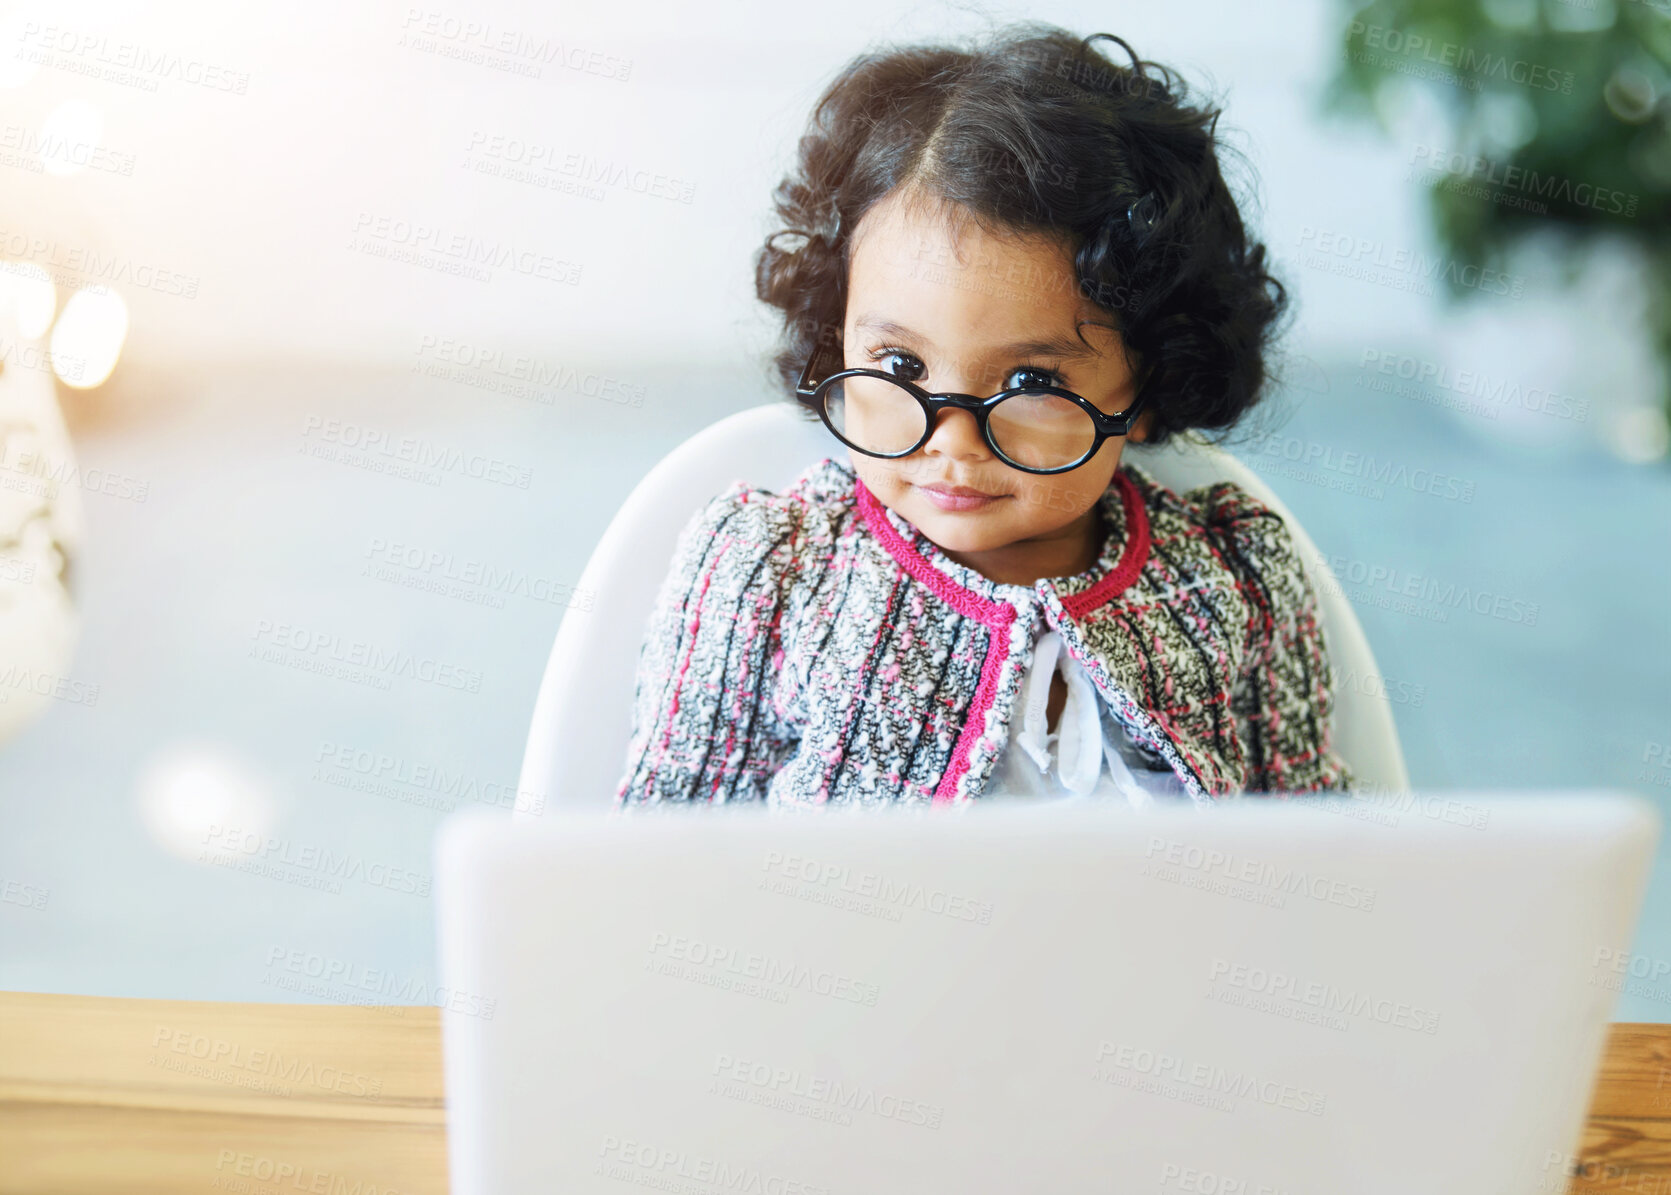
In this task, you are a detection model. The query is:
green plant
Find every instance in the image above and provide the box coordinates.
[1324,0,1671,453]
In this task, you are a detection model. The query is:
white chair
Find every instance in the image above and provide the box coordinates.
[516,403,1410,814]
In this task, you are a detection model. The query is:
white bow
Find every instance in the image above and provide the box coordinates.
[1017,629,1158,809]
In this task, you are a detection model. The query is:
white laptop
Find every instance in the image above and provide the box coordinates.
[434,792,1658,1195]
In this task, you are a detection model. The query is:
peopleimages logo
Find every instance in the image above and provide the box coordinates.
[710,1052,945,1129]
[760,850,994,924]
[595,1134,830,1195]
[0,436,151,502]
[398,9,634,81]
[1,879,50,910]
[1157,1162,1293,1194]
[350,212,583,285]
[264,946,495,1018]
[1593,946,1671,985]
[1328,664,1426,708]
[0,122,137,176]
[150,1026,382,1098]
[214,1151,409,1195]
[198,825,432,897]
[1347,21,1574,93]
[1319,555,1540,627]
[250,617,485,693]
[1143,836,1378,912]
[313,740,543,814]
[14,23,253,94]
[464,132,695,203]
[0,230,201,297]
[1093,1041,1328,1116]
[1642,741,1671,790]
[1410,145,1639,218]
[646,932,881,1007]
[415,334,646,407]
[1241,431,1476,503]
[363,537,593,611]
[1358,348,1590,422]
[1295,226,1525,298]
[299,415,533,489]
[0,664,100,708]
[1207,958,1442,1034]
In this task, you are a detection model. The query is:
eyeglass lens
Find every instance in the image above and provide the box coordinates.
[823,374,1100,469]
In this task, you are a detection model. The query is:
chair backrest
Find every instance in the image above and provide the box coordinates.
[516,403,1409,815]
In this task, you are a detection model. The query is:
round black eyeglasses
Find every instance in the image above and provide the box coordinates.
[795,342,1150,476]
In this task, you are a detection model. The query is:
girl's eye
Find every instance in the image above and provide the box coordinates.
[871,350,925,382]
[1005,366,1064,391]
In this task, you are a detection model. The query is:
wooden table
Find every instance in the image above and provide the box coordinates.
[3,992,1670,1193]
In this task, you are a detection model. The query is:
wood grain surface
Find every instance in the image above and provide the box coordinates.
[3,991,1669,1193]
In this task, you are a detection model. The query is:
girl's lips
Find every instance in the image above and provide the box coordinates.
[917,484,1003,512]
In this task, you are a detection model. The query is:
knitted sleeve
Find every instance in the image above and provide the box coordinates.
[1202,483,1355,795]
[615,483,805,805]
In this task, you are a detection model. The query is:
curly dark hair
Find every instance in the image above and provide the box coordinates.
[753,22,1291,447]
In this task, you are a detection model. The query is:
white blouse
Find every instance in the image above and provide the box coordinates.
[985,630,1190,806]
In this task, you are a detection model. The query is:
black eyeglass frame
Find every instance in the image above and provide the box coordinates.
[794,341,1151,476]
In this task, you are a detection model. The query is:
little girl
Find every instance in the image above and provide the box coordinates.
[616,23,1354,809]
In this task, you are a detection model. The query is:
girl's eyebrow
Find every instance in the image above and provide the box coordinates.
[852,314,1103,361]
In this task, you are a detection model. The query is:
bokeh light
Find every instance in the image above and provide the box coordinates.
[0,17,40,89]
[1606,405,1671,465]
[0,262,57,340]
[136,744,279,864]
[49,285,129,388]
[39,100,106,177]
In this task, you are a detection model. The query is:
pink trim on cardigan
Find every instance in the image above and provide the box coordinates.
[938,603,1016,803]
[647,538,731,797]
[1060,470,1151,618]
[853,479,1017,806]
[852,470,1154,805]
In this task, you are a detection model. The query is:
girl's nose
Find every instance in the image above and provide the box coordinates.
[920,405,990,460]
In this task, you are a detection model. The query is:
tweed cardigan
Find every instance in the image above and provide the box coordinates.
[615,454,1353,808]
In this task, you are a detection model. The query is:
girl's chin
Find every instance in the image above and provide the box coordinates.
[905,507,1013,553]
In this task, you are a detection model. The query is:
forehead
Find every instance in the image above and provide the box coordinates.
[846,188,1112,356]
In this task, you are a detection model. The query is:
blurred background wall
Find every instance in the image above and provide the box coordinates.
[2,0,1669,1017]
